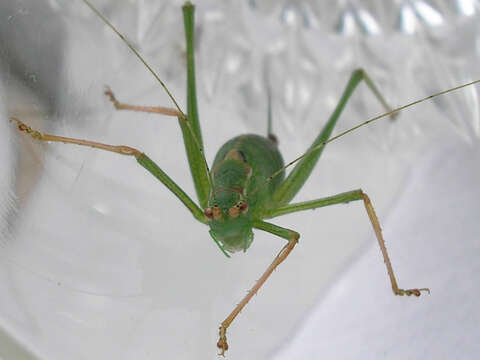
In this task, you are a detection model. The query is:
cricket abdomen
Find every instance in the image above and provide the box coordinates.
[211,134,284,216]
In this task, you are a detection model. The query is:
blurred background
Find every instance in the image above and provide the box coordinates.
[0,0,479,359]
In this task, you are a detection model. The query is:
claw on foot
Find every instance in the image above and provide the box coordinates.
[217,326,228,356]
[104,86,118,106]
[396,288,430,296]
[9,117,42,139]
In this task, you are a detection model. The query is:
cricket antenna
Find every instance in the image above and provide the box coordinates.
[247,78,480,199]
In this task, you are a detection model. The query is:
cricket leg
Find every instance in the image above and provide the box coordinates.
[104,84,212,210]
[273,69,396,206]
[265,189,430,297]
[181,3,211,209]
[104,87,182,117]
[217,221,299,356]
[10,117,207,223]
[105,83,212,210]
[84,1,211,208]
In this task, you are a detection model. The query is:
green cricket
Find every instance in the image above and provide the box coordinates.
[9,0,480,356]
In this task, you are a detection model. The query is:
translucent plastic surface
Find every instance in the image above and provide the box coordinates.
[1,1,479,359]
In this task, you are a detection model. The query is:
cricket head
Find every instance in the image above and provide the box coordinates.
[205,152,254,256]
[204,195,253,256]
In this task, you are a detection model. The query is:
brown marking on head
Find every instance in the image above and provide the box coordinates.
[225,149,244,162]
[213,186,244,195]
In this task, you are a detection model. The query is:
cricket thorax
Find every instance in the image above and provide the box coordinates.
[212,154,250,198]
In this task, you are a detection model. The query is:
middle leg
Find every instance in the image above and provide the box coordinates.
[104,87,182,117]
[103,86,212,209]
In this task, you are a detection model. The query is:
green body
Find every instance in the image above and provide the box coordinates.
[212,134,284,211]
[208,135,284,252]
[132,3,395,257]
[81,0,406,272]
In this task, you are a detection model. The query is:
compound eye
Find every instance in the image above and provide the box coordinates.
[204,208,213,220]
[212,205,222,220]
[228,205,239,218]
[239,201,248,213]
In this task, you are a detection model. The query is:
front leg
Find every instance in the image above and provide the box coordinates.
[217,221,299,356]
[10,117,207,224]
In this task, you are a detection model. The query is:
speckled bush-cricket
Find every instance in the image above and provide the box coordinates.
[9,0,480,356]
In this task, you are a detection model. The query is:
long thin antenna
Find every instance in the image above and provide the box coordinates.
[82,0,184,116]
[248,78,480,198]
